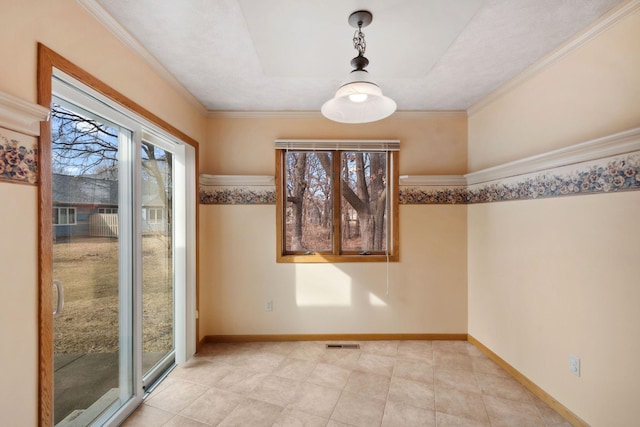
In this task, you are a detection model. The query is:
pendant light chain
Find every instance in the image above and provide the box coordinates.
[353,24,366,57]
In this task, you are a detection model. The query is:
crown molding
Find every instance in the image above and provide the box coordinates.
[76,0,207,116]
[200,174,275,186]
[206,110,467,119]
[465,127,640,185]
[399,175,467,187]
[0,91,50,136]
[467,0,640,116]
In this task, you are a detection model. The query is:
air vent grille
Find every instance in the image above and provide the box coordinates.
[325,343,360,349]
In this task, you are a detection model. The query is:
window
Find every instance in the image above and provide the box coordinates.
[146,207,164,224]
[98,208,118,214]
[53,207,76,225]
[276,140,399,262]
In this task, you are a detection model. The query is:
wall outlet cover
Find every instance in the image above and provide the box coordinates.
[569,355,581,377]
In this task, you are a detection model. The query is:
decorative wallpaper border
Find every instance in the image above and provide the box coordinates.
[201,129,640,205]
[200,187,276,205]
[400,151,640,205]
[200,175,276,204]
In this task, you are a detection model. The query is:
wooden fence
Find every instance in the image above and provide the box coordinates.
[89,213,118,237]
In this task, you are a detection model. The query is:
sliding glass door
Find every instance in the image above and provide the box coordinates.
[51,102,134,426]
[49,73,190,426]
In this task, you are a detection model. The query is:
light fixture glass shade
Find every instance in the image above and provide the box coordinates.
[322,71,396,124]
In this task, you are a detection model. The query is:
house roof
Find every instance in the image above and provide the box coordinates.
[53,174,168,207]
[53,174,118,206]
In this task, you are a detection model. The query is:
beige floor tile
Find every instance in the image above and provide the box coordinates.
[260,341,299,356]
[434,367,481,394]
[433,341,469,355]
[433,351,474,372]
[214,366,268,394]
[123,340,576,427]
[321,348,362,370]
[163,415,210,427]
[307,362,351,389]
[273,409,329,427]
[475,373,535,403]
[381,400,436,427]
[394,359,434,385]
[179,388,244,425]
[436,412,490,426]
[356,353,396,377]
[169,360,238,387]
[465,343,486,358]
[273,357,317,381]
[144,379,209,414]
[218,398,283,427]
[483,395,545,427]
[234,351,286,373]
[533,399,574,426]
[287,381,342,418]
[344,371,391,401]
[360,340,398,357]
[435,386,489,423]
[470,357,510,378]
[248,375,301,407]
[331,391,386,427]
[397,341,433,362]
[388,376,435,410]
[326,420,357,427]
[120,404,173,427]
[289,342,327,361]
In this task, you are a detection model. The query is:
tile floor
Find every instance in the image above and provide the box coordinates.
[122,340,572,427]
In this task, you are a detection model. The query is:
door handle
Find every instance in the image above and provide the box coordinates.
[53,280,64,318]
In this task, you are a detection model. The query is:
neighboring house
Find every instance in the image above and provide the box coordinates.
[53,174,168,239]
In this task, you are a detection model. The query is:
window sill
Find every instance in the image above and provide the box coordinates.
[277,253,399,263]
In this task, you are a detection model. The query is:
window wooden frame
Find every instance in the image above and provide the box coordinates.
[276,148,399,263]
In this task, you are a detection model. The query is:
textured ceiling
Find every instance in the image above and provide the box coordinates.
[95,0,623,112]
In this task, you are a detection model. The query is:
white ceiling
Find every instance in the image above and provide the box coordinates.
[94,0,623,112]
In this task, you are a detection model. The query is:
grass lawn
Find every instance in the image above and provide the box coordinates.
[53,236,173,354]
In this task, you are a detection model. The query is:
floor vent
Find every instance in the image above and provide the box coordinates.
[326,343,360,349]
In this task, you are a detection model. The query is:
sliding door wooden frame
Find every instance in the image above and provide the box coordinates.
[37,43,200,426]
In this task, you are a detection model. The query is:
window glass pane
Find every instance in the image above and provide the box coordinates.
[53,208,59,225]
[141,142,174,379]
[69,208,76,225]
[59,208,68,225]
[341,152,388,253]
[284,151,333,252]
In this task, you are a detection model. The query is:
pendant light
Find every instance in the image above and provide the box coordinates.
[321,10,396,124]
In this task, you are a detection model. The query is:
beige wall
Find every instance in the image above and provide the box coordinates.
[468,7,640,171]
[0,1,205,425]
[200,115,468,338]
[204,114,468,175]
[0,184,39,427]
[467,8,640,426]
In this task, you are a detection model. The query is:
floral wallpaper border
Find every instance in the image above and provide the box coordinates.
[0,127,38,185]
[400,151,640,205]
[200,151,640,205]
[200,186,276,205]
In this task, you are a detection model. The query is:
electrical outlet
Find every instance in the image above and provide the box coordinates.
[569,355,580,377]
[265,299,273,312]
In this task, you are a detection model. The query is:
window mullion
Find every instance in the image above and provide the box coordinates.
[332,152,342,255]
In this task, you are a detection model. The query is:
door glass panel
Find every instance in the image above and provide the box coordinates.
[141,142,175,381]
[51,102,132,426]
